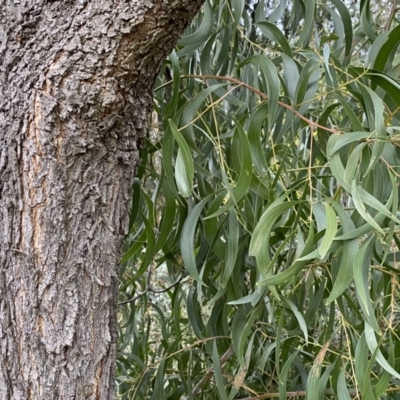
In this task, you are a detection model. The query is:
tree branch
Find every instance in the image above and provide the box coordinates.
[118,268,182,306]
[182,346,235,400]
[182,75,341,135]
[236,388,359,399]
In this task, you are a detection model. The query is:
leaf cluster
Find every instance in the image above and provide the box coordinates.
[118,1,400,399]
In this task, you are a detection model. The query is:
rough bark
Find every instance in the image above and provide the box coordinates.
[0,1,203,398]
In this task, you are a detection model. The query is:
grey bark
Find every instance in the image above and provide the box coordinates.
[0,1,203,398]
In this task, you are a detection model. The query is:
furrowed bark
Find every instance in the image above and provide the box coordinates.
[0,1,203,398]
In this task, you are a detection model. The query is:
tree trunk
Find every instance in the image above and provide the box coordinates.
[0,1,203,398]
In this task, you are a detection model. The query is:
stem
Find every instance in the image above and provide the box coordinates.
[182,346,235,400]
[236,388,359,399]
[184,74,340,135]
[385,1,399,30]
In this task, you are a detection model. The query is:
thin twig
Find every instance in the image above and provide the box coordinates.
[184,74,340,135]
[385,1,400,30]
[118,271,182,306]
[236,388,359,399]
[182,346,235,400]
[118,290,147,306]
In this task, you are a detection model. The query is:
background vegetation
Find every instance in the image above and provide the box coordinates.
[117,1,400,398]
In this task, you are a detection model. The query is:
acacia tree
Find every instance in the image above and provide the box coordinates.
[0,1,204,398]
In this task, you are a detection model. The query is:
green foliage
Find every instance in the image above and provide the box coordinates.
[117,1,400,398]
